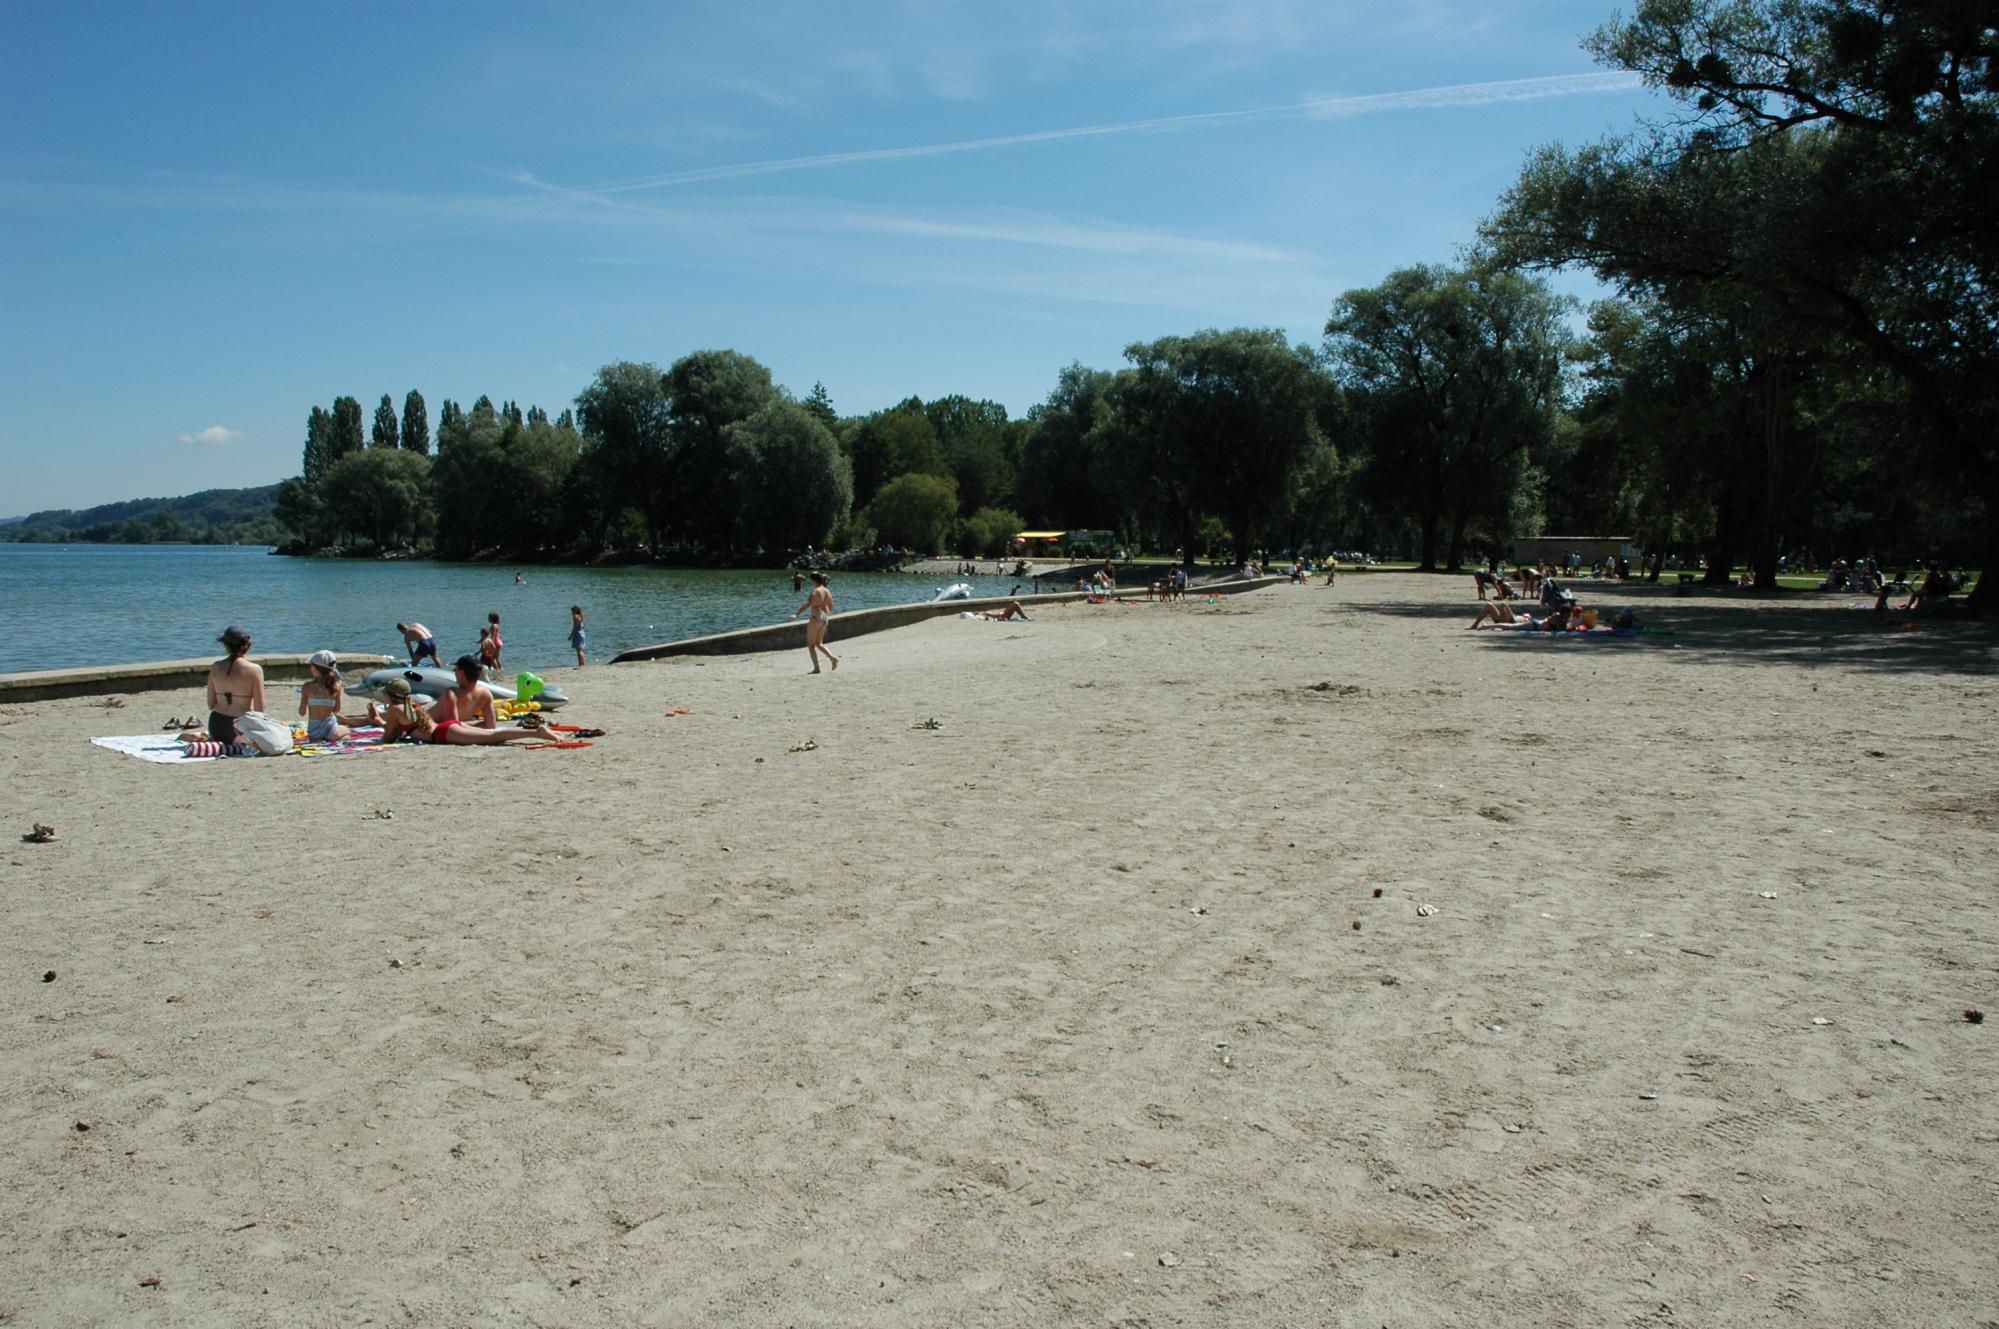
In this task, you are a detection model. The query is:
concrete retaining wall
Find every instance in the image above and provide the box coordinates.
[610,577,1283,664]
[0,653,399,704]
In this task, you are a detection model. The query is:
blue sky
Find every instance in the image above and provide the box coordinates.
[0,1,1664,514]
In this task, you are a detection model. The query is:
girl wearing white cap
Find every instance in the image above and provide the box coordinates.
[298,650,351,743]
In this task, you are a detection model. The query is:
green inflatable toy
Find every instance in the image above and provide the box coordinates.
[515,671,545,703]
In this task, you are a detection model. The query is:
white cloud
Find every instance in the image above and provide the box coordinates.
[177,425,244,447]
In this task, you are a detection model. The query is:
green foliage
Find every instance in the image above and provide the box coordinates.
[956,506,1024,558]
[925,394,1015,514]
[498,420,584,555]
[723,401,853,554]
[826,514,874,552]
[371,394,399,449]
[323,448,430,550]
[803,381,838,429]
[1485,0,1999,600]
[1326,267,1568,569]
[4,485,285,545]
[401,390,429,455]
[1194,515,1231,559]
[274,475,330,549]
[844,405,944,508]
[864,472,959,553]
[663,350,782,551]
[330,396,365,460]
[1100,328,1329,563]
[574,362,674,550]
[303,406,334,482]
[1018,364,1113,527]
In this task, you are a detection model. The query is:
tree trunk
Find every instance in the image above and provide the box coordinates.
[1417,510,1439,571]
[1752,363,1789,591]
[1704,505,1737,586]
[1444,510,1468,572]
[1968,464,1998,614]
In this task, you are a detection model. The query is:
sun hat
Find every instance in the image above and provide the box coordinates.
[383,677,413,699]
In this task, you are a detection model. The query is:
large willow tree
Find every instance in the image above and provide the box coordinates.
[1485,0,1998,603]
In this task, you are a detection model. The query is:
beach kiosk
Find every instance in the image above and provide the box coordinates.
[1015,530,1067,556]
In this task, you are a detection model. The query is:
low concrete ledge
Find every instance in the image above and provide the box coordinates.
[610,576,1284,664]
[0,653,399,704]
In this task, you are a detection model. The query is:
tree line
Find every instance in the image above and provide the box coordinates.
[270,1,1990,610]
[2,485,285,545]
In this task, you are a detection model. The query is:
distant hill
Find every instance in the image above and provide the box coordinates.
[0,484,283,545]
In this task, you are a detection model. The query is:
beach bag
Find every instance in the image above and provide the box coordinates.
[233,711,294,756]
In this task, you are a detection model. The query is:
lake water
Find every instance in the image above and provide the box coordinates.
[0,545,1032,675]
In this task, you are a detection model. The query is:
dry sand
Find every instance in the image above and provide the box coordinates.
[2,574,1994,1327]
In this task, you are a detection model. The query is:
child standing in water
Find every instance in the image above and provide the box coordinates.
[569,604,587,668]
[481,611,504,675]
[790,571,839,674]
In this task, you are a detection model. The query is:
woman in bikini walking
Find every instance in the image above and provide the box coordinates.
[790,571,839,674]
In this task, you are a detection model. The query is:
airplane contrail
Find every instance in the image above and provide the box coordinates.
[580,71,1643,194]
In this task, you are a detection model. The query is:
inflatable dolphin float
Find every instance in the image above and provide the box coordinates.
[349,666,571,711]
[931,582,976,602]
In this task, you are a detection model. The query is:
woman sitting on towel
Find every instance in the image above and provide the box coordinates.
[297,650,356,744]
[203,624,265,744]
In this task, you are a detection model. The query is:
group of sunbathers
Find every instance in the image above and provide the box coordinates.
[1470,601,1640,634]
[179,626,563,756]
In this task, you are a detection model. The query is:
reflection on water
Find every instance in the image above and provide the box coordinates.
[0,545,1031,674]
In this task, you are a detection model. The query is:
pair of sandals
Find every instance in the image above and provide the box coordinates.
[514,714,606,739]
[162,716,204,730]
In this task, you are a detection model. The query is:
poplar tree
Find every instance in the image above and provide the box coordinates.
[330,396,365,460]
[402,390,430,455]
[372,394,400,449]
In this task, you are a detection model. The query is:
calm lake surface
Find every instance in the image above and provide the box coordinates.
[0,545,1030,675]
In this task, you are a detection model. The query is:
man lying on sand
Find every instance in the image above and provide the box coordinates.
[1471,603,1577,632]
[373,658,560,746]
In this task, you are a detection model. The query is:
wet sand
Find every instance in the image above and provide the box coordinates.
[1,574,1994,1326]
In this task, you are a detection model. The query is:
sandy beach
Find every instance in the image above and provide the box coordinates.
[2,573,1994,1327]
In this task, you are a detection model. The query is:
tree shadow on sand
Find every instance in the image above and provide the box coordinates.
[1336,582,1997,677]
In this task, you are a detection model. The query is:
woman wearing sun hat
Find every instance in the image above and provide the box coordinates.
[204,625,265,744]
[297,649,351,744]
